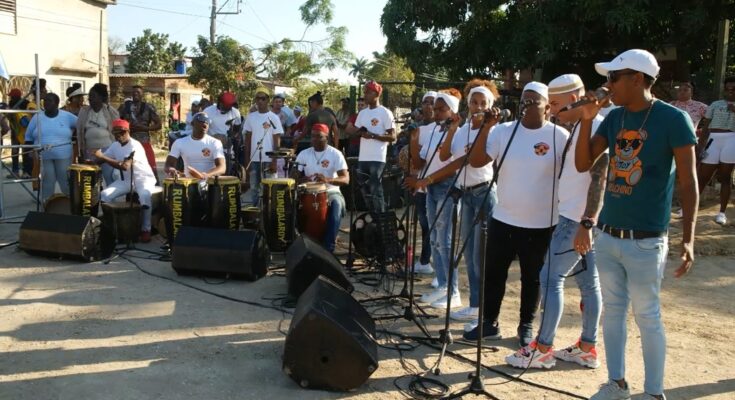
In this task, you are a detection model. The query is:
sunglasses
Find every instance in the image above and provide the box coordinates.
[255,96,268,100]
[193,113,210,124]
[520,99,543,107]
[616,138,642,150]
[607,70,639,83]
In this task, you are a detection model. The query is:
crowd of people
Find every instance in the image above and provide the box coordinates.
[1,46,733,400]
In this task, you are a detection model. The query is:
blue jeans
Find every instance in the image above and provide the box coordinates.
[459,184,497,307]
[244,162,277,205]
[426,178,457,293]
[357,161,385,212]
[537,216,601,347]
[414,192,431,265]
[595,230,668,396]
[323,191,346,252]
[41,157,71,202]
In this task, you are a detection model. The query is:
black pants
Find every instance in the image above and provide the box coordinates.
[483,218,553,326]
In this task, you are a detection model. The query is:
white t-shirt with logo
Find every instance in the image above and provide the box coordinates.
[486,121,569,228]
[169,134,225,178]
[202,104,242,136]
[558,116,605,222]
[355,105,394,162]
[451,122,494,188]
[244,111,284,162]
[104,138,156,183]
[418,122,451,177]
[295,145,348,193]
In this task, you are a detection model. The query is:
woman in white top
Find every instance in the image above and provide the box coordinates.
[76,83,119,185]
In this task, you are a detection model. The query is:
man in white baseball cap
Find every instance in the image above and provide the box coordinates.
[575,49,699,400]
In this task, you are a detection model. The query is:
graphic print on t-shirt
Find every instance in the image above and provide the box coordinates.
[533,142,549,156]
[321,160,330,168]
[370,118,379,126]
[608,128,646,192]
[202,148,211,157]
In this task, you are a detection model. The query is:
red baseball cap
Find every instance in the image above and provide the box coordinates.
[312,123,329,133]
[9,88,22,98]
[220,92,236,107]
[111,119,130,130]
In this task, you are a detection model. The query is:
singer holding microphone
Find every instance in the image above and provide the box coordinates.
[575,49,698,400]
[97,119,158,243]
[292,123,349,252]
[242,90,284,205]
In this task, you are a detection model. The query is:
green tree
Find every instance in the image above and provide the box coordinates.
[256,42,320,85]
[364,51,415,109]
[381,0,735,98]
[292,78,349,111]
[349,57,370,82]
[125,29,185,73]
[188,35,257,102]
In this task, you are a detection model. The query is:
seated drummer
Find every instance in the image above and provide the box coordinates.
[292,123,349,252]
[164,112,226,179]
[94,119,157,243]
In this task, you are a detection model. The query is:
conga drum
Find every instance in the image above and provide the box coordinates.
[207,175,241,230]
[297,183,328,242]
[261,178,296,252]
[68,164,101,217]
[44,194,71,215]
[163,177,204,241]
[241,206,261,231]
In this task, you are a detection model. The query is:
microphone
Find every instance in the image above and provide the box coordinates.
[268,118,277,129]
[558,87,609,113]
[125,151,135,161]
[472,109,512,121]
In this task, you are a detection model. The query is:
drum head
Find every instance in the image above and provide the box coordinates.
[44,194,71,215]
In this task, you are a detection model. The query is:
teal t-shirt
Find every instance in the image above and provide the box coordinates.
[594,100,696,232]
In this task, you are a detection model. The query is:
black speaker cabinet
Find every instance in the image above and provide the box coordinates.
[19,211,114,262]
[285,235,352,298]
[283,276,378,391]
[172,227,269,281]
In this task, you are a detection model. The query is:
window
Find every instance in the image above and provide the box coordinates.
[0,0,16,35]
[60,79,85,96]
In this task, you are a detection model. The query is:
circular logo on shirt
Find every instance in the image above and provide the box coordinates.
[320,160,330,168]
[262,121,270,129]
[370,118,379,127]
[202,148,211,157]
[533,142,550,156]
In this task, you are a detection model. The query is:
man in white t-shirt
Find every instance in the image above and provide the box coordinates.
[243,90,284,205]
[96,119,158,243]
[293,123,349,252]
[203,92,242,174]
[463,82,569,346]
[165,112,226,179]
[354,80,396,212]
[505,74,606,370]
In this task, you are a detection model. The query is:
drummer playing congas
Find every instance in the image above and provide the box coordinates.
[164,112,226,179]
[292,123,349,252]
[93,119,157,243]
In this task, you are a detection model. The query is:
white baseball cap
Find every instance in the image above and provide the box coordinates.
[595,49,660,79]
[522,81,549,100]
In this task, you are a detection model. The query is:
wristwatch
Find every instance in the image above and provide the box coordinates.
[580,217,595,230]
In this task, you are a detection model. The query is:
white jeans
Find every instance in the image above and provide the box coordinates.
[100,178,156,231]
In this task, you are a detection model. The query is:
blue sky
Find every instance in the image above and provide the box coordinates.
[108,0,388,83]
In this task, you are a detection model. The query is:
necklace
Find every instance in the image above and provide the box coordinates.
[313,147,327,165]
[621,99,656,135]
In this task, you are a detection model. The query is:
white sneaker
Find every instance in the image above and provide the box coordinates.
[589,380,631,400]
[464,318,478,332]
[673,209,683,218]
[450,306,478,321]
[430,292,462,309]
[419,287,447,304]
[430,277,439,288]
[413,261,434,275]
[553,340,600,368]
[715,212,727,225]
[505,341,556,369]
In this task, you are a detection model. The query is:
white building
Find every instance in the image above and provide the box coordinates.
[0,0,116,99]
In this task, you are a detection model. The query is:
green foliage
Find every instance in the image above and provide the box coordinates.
[381,0,735,94]
[291,78,349,111]
[299,0,334,26]
[364,51,415,109]
[125,29,186,74]
[257,42,320,85]
[349,57,370,81]
[188,35,257,101]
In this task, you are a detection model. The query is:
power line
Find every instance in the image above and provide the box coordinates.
[246,2,277,42]
[16,15,100,32]
[116,1,209,18]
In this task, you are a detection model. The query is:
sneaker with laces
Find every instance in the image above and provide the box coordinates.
[419,287,447,304]
[553,340,600,368]
[715,212,727,225]
[450,306,478,321]
[589,380,631,400]
[430,277,439,288]
[430,292,462,309]
[413,261,434,275]
[463,320,502,341]
[464,318,478,332]
[505,341,556,369]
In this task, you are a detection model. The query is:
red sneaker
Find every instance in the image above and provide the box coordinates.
[140,230,152,243]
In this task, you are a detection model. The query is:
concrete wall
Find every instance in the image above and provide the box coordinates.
[0,0,112,101]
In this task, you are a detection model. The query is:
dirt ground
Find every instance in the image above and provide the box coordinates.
[0,167,733,400]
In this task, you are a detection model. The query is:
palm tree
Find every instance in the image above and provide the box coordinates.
[349,57,369,82]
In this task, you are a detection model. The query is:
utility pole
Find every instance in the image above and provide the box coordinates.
[713,19,730,99]
[209,0,243,45]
